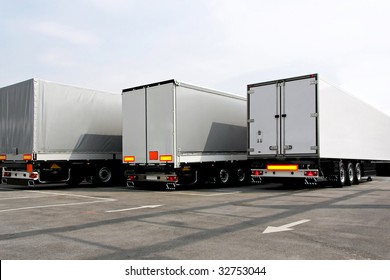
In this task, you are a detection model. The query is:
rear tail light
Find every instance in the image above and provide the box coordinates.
[160,155,173,162]
[127,175,137,181]
[166,175,178,182]
[0,154,6,161]
[252,170,263,176]
[304,171,318,177]
[3,171,11,177]
[266,164,298,171]
[29,173,39,179]
[23,154,33,161]
[124,156,135,163]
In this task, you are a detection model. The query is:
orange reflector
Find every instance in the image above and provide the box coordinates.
[160,155,173,162]
[124,156,135,162]
[266,164,298,171]
[0,154,6,161]
[23,154,32,161]
[149,151,158,160]
[27,164,33,173]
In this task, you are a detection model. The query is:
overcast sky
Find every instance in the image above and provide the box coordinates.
[1,0,390,115]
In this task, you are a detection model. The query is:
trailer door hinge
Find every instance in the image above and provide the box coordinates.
[248,119,254,123]
[248,90,255,95]
[248,148,255,153]
[310,80,318,85]
[310,146,319,150]
[269,146,278,151]
[310,113,319,117]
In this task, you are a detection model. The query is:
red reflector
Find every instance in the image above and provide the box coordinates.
[149,151,158,160]
[252,170,263,176]
[3,172,11,177]
[27,164,33,173]
[304,171,318,177]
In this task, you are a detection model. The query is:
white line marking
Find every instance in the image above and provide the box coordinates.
[173,191,241,197]
[0,199,115,213]
[0,194,57,201]
[106,205,163,213]
[0,190,116,213]
[26,190,112,201]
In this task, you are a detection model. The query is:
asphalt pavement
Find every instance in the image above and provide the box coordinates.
[0,176,389,259]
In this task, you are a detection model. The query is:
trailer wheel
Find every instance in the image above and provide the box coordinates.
[93,166,113,186]
[336,161,346,188]
[217,168,230,185]
[354,162,362,184]
[236,167,246,184]
[345,162,354,186]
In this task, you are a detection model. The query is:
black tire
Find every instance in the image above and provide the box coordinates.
[336,161,346,188]
[216,167,231,185]
[93,165,114,186]
[345,162,354,186]
[235,167,247,185]
[354,162,362,185]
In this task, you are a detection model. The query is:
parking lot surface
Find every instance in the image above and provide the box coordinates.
[0,177,389,259]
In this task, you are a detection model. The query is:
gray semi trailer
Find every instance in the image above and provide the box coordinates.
[248,73,390,187]
[0,79,123,186]
[122,80,247,190]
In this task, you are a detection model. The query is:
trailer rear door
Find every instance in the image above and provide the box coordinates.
[123,82,175,165]
[248,83,280,156]
[146,83,175,164]
[122,88,147,163]
[248,75,318,157]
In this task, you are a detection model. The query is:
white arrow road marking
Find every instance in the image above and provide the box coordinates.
[263,219,311,234]
[106,205,163,213]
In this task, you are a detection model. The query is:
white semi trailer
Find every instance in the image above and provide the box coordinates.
[248,73,390,187]
[0,79,123,186]
[122,80,247,190]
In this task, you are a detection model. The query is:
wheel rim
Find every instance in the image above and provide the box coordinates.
[99,167,112,183]
[219,169,229,184]
[237,168,246,182]
[355,163,362,181]
[339,165,346,184]
[348,165,354,182]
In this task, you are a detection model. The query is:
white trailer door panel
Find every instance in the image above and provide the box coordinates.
[282,77,317,155]
[249,75,318,157]
[146,83,175,164]
[249,83,279,156]
[122,88,147,163]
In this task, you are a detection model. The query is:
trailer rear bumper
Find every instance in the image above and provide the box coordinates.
[2,168,71,186]
[2,170,40,183]
[251,168,319,178]
[126,170,199,190]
